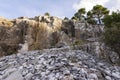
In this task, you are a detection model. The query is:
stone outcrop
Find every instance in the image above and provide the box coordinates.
[0,15,119,65]
[74,40,120,64]
[0,15,120,80]
[74,21,104,40]
[0,16,74,56]
[73,21,120,65]
[0,47,120,80]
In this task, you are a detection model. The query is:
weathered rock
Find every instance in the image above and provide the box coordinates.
[0,15,120,80]
[88,73,98,80]
[0,15,74,56]
[72,21,120,65]
[74,21,104,39]
[0,47,119,80]
[74,41,120,65]
[3,70,23,80]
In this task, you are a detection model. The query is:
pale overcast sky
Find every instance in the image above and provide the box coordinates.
[0,0,120,19]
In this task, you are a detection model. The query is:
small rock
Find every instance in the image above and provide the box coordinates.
[105,76,111,80]
[25,73,33,80]
[80,68,87,74]
[0,63,9,71]
[63,70,70,75]
[63,74,74,80]
[112,72,120,79]
[4,70,23,80]
[88,73,98,80]
[97,62,104,66]
[22,69,29,76]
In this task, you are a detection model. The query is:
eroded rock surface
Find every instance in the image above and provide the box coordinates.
[73,21,120,65]
[0,16,74,56]
[0,47,120,80]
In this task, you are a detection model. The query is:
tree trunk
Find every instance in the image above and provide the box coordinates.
[98,18,101,24]
[97,14,101,24]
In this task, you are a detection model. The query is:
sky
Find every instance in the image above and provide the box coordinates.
[0,0,120,19]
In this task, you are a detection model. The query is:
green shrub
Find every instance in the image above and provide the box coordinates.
[73,40,85,46]
[44,12,50,16]
[87,19,97,25]
[103,11,120,56]
[64,17,69,20]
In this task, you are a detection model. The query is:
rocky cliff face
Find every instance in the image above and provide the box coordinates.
[0,16,74,56]
[73,21,120,65]
[0,15,120,80]
[0,15,119,65]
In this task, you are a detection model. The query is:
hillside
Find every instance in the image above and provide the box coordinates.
[0,15,120,80]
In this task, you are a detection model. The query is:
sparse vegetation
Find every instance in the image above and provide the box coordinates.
[44,12,50,16]
[103,11,120,57]
[72,8,86,21]
[71,16,78,20]
[73,40,85,46]
[64,17,69,20]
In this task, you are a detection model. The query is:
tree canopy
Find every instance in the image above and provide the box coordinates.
[44,12,50,16]
[72,5,109,25]
[92,5,109,24]
[64,17,69,20]
[72,8,86,21]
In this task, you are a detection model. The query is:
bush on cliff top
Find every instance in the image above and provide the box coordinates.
[103,11,120,57]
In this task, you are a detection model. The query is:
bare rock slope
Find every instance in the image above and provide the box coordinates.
[0,47,120,80]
